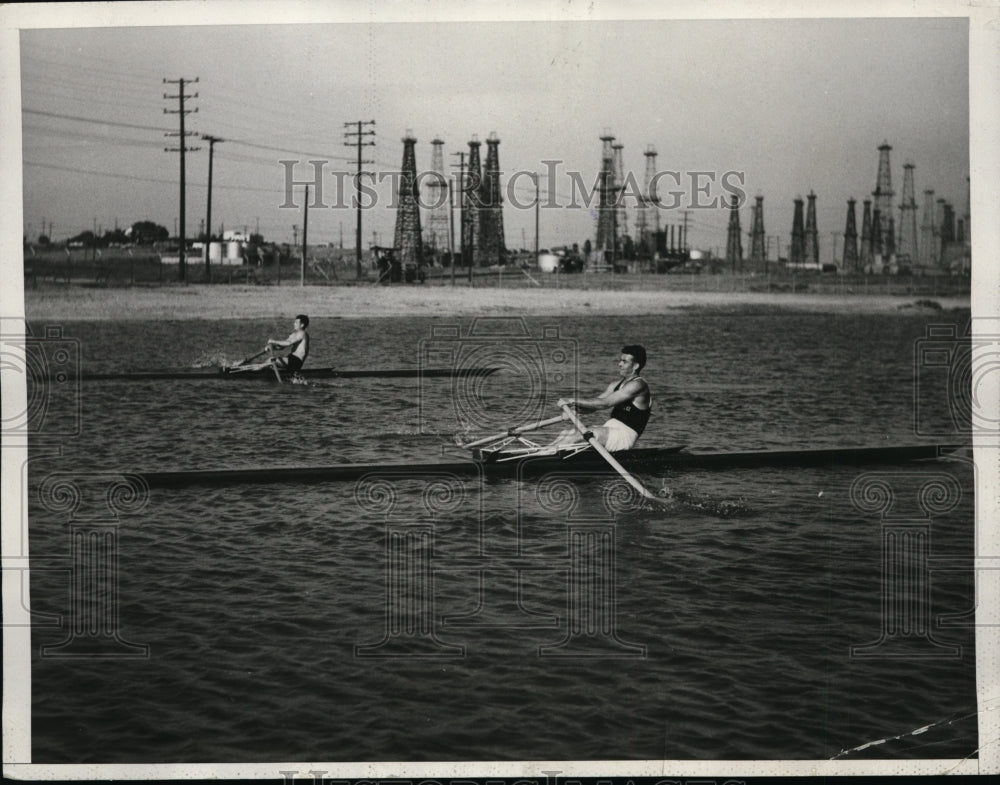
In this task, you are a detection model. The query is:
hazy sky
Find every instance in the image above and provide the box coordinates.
[14,5,975,259]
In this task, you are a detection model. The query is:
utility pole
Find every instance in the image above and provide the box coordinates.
[448,179,456,286]
[343,120,376,279]
[163,77,199,282]
[534,172,540,263]
[202,134,223,280]
[301,184,309,286]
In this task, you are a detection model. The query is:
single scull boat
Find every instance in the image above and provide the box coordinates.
[137,443,964,489]
[63,366,503,382]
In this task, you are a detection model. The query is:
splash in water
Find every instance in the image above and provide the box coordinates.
[191,349,232,368]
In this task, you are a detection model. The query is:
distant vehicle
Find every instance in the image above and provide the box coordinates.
[538,252,583,273]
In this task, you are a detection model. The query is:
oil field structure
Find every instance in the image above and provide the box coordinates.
[375,130,508,285]
[383,127,970,283]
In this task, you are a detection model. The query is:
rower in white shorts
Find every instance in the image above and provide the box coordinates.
[552,344,651,452]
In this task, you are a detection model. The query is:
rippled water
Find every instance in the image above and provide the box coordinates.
[25,308,977,763]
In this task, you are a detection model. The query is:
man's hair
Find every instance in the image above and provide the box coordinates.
[621,344,646,371]
[296,314,310,328]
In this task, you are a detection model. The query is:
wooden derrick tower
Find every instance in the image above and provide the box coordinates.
[789,197,805,265]
[478,131,507,266]
[595,130,617,261]
[873,141,894,263]
[461,135,482,267]
[860,198,873,271]
[725,194,743,269]
[896,162,918,267]
[393,130,423,270]
[842,198,858,272]
[425,137,450,256]
[637,144,660,258]
[612,141,627,239]
[749,195,766,265]
[804,191,819,266]
[919,189,937,268]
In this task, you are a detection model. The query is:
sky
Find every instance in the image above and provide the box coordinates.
[11,2,980,261]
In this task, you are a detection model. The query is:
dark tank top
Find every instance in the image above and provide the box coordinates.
[610,378,651,435]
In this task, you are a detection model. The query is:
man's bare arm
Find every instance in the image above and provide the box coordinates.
[560,379,642,411]
[267,329,303,350]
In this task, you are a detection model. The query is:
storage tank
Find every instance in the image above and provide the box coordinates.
[209,242,224,261]
[538,253,560,273]
[226,241,244,263]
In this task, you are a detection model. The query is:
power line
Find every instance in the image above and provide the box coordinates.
[23,108,358,164]
[23,159,289,193]
[23,107,174,133]
[22,124,167,150]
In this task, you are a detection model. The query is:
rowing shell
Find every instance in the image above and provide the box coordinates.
[67,366,502,382]
[136,443,964,488]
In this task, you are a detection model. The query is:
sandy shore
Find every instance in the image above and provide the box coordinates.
[22,284,970,321]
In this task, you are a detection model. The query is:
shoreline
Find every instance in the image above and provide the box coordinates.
[22,284,970,321]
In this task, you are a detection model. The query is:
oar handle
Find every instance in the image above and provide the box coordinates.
[559,404,657,501]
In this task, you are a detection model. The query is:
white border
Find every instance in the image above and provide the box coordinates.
[2,0,998,779]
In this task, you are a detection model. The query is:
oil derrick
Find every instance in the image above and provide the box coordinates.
[749,195,766,265]
[860,199,873,271]
[425,137,450,258]
[941,202,955,243]
[872,141,894,260]
[896,162,918,267]
[789,196,805,265]
[935,197,948,268]
[477,131,506,266]
[637,144,660,257]
[939,200,961,272]
[393,130,423,269]
[919,190,936,269]
[918,189,936,269]
[804,191,819,265]
[596,130,617,260]
[612,141,627,240]
[884,214,896,262]
[461,135,482,267]
[725,194,743,269]
[842,198,858,271]
[871,207,883,265]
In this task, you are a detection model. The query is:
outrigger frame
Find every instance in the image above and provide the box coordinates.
[457,413,591,463]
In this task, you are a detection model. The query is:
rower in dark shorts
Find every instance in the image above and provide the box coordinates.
[242,314,310,372]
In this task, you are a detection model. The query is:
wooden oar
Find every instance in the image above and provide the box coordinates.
[559,403,662,503]
[233,347,270,368]
[459,413,568,449]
